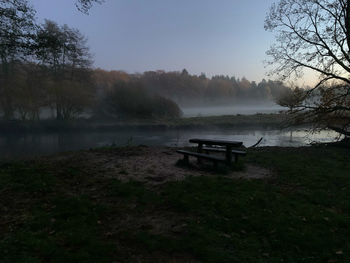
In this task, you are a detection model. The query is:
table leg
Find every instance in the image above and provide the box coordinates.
[197,143,203,164]
[197,143,203,153]
[184,154,189,164]
[226,146,232,164]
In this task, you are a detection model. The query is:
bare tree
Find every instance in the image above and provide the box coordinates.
[35,20,94,120]
[75,0,104,13]
[276,87,305,111]
[265,0,350,135]
[0,0,36,119]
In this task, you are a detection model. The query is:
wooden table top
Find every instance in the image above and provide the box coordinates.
[189,138,243,147]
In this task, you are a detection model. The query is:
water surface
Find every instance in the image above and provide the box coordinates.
[0,128,341,160]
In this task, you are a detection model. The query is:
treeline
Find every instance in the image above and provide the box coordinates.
[1,0,290,121]
[94,69,291,107]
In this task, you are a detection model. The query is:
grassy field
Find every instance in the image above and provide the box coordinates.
[1,144,349,262]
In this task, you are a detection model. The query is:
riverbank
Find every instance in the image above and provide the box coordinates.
[1,144,349,262]
[0,113,290,134]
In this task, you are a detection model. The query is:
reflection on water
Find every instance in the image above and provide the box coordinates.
[0,128,342,160]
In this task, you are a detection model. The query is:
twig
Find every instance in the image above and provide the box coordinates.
[249,137,263,148]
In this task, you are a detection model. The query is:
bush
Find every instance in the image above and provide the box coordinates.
[101,80,182,119]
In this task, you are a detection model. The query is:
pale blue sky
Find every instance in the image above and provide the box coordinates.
[30,0,282,82]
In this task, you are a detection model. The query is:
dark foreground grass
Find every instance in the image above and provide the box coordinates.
[1,145,350,262]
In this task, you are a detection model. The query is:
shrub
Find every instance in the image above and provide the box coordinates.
[101,80,182,119]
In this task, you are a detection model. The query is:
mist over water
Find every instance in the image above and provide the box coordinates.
[0,102,341,160]
[181,103,285,117]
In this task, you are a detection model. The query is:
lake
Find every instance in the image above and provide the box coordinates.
[0,127,341,160]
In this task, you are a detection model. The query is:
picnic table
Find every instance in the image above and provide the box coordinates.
[189,138,243,164]
[177,138,246,168]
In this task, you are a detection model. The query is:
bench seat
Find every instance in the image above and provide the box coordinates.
[202,147,246,155]
[176,150,225,168]
[202,147,246,163]
[176,150,226,161]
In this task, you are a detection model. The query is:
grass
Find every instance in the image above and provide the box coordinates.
[1,145,350,262]
[0,163,113,263]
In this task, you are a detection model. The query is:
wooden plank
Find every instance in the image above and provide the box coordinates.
[202,147,247,155]
[197,142,203,164]
[202,147,247,163]
[189,138,243,147]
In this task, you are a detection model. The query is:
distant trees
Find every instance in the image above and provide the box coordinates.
[89,69,292,120]
[142,71,289,106]
[0,63,290,121]
[102,69,289,107]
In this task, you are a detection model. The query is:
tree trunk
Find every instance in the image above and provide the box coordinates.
[0,58,14,120]
[56,103,63,120]
[345,0,350,52]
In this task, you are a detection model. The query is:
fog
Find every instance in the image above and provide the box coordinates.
[181,102,284,117]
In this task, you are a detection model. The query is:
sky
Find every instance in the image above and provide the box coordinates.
[29,0,315,84]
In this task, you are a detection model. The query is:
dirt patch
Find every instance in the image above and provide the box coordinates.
[39,146,272,185]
